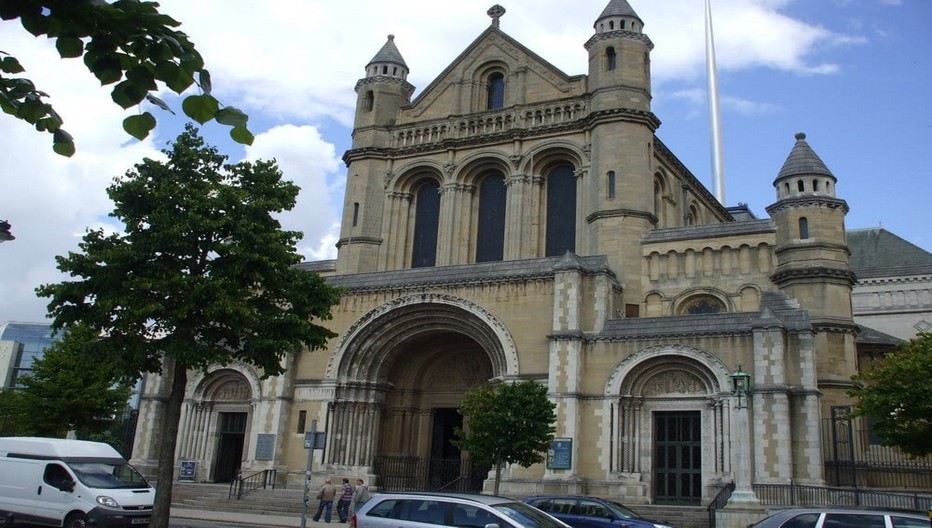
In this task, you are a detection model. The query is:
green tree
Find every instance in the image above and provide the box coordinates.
[36,124,341,528]
[15,323,133,439]
[453,380,556,495]
[1,0,253,156]
[849,332,932,457]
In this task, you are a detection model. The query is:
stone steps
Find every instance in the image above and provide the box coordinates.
[169,483,711,527]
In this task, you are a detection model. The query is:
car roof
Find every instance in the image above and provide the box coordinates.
[369,492,517,506]
[766,507,927,518]
[526,495,607,500]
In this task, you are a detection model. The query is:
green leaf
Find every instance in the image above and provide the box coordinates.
[20,14,49,37]
[199,69,212,95]
[56,36,85,59]
[215,107,248,128]
[126,66,157,92]
[0,56,25,74]
[145,94,174,114]
[16,95,47,122]
[123,112,157,140]
[53,129,75,157]
[154,61,193,93]
[111,80,148,109]
[230,125,254,146]
[89,54,123,85]
[181,94,219,124]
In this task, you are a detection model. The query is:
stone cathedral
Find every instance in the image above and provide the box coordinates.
[131,0,879,507]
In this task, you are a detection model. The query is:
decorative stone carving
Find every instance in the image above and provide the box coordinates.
[215,380,250,401]
[641,371,705,396]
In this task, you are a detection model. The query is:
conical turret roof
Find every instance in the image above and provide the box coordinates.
[776,132,835,181]
[367,34,408,68]
[596,0,643,25]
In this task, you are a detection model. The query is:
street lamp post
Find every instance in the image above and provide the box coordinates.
[728,363,760,505]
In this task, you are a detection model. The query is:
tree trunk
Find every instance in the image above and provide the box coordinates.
[493,462,502,496]
[149,356,188,528]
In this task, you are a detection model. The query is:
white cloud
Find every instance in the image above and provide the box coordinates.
[243,125,344,260]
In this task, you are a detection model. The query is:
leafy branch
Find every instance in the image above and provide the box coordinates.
[0,0,253,157]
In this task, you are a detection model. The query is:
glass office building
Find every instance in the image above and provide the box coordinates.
[0,321,59,387]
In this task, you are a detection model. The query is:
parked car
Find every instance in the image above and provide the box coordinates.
[523,495,675,528]
[353,492,570,528]
[748,507,929,528]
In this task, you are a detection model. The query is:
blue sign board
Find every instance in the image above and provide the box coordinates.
[547,438,572,470]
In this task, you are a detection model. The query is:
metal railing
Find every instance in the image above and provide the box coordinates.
[228,469,277,500]
[706,481,734,528]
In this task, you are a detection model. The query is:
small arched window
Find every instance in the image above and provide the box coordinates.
[680,295,726,315]
[607,171,616,199]
[487,72,505,110]
[812,179,819,192]
[364,91,374,112]
[797,180,805,192]
[606,47,617,71]
[382,65,388,75]
[799,217,809,239]
[609,21,615,30]
[352,202,359,227]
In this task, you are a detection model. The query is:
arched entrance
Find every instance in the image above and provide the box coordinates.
[176,367,256,483]
[606,345,733,505]
[328,294,518,491]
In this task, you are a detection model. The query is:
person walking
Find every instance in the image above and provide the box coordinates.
[350,478,370,518]
[337,478,354,522]
[312,478,337,523]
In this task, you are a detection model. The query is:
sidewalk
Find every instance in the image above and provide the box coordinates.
[171,507,347,528]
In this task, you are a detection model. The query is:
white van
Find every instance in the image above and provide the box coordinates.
[0,437,154,527]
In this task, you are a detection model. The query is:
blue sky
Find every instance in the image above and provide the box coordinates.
[1,0,930,323]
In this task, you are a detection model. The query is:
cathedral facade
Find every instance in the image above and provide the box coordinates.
[131,1,870,507]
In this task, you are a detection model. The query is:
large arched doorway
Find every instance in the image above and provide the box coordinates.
[176,367,256,483]
[328,294,518,491]
[605,345,733,505]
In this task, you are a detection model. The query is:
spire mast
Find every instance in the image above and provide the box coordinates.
[705,0,726,204]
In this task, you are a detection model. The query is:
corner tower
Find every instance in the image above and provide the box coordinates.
[337,35,416,274]
[585,0,652,112]
[581,1,659,303]
[766,133,857,409]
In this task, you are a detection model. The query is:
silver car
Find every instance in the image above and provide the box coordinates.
[352,492,570,528]
[748,507,929,528]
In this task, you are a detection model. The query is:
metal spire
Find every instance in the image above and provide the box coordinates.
[705,0,726,205]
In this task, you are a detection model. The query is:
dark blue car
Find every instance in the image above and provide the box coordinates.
[524,495,675,528]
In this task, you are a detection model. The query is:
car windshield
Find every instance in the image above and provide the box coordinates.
[495,501,567,528]
[605,500,640,519]
[69,460,150,489]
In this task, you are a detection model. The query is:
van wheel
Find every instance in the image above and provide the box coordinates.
[64,512,88,528]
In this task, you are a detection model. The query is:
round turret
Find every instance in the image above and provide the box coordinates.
[594,0,644,34]
[365,35,409,81]
[773,132,838,200]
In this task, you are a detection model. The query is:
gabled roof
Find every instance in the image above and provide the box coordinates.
[848,228,932,275]
[409,24,581,108]
[776,132,835,182]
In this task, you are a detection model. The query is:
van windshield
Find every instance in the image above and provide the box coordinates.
[69,461,150,489]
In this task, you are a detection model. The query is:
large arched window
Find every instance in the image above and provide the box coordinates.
[476,173,506,262]
[545,164,576,257]
[653,176,665,227]
[487,72,505,110]
[411,181,441,268]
